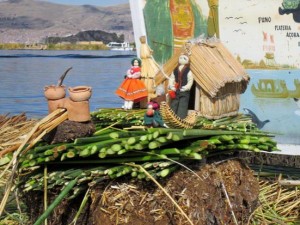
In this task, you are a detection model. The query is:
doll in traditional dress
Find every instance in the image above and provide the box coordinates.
[168,54,194,119]
[115,57,148,110]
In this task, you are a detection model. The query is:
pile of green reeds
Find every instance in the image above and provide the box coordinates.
[18,127,277,169]
[195,113,258,131]
[13,109,279,225]
[91,108,145,129]
[92,109,262,132]
[18,125,278,195]
[19,161,181,200]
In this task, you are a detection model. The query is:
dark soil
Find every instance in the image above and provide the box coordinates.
[90,159,259,225]
[42,120,95,144]
[23,159,259,225]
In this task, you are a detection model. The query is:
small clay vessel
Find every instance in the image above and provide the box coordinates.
[44,85,66,100]
[44,67,72,100]
[68,86,92,102]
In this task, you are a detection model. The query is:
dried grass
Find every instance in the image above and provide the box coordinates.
[0,109,68,217]
[248,178,300,224]
[0,113,38,156]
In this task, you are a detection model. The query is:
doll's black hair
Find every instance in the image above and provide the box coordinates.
[131,57,142,67]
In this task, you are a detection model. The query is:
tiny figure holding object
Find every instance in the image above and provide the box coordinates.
[143,101,165,127]
[168,54,194,119]
[115,57,148,109]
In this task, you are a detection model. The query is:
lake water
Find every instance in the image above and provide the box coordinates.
[0,50,136,117]
[0,50,299,146]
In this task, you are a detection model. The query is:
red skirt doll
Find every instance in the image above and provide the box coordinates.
[115,58,148,109]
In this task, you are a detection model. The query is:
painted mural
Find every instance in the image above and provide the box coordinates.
[129,0,300,146]
[143,0,207,63]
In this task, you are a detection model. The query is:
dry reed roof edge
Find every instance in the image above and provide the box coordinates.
[154,41,249,97]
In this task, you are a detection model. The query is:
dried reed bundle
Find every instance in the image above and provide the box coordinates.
[139,36,160,100]
[248,179,300,224]
[139,36,162,108]
[23,111,69,153]
[0,109,67,217]
[0,113,27,127]
[0,110,69,158]
[0,114,38,156]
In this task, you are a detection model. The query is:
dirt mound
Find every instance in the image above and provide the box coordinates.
[23,159,259,225]
[91,159,259,225]
[42,120,95,144]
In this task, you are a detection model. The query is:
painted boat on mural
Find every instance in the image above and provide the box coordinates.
[288,79,300,98]
[251,79,300,98]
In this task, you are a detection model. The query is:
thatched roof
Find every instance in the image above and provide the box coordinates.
[155,42,249,98]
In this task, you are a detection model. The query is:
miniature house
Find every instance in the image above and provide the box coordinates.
[155,41,250,119]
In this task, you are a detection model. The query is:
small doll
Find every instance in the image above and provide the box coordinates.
[168,54,194,119]
[143,101,165,127]
[115,57,148,109]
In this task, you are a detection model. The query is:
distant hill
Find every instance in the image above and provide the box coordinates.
[44,30,124,44]
[0,0,133,43]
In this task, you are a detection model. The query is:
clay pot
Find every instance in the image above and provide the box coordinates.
[47,98,66,113]
[66,98,91,122]
[44,85,66,100]
[68,86,92,102]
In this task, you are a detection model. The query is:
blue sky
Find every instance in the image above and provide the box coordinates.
[42,0,129,6]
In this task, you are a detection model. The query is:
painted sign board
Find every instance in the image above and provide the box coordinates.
[129,0,300,151]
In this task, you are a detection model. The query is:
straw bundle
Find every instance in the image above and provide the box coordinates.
[0,113,38,157]
[0,109,68,217]
[0,110,69,158]
[139,36,161,106]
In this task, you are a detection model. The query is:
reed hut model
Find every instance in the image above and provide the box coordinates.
[155,41,250,119]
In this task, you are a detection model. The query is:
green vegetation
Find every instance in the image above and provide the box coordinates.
[0,43,26,50]
[46,43,109,50]
[1,109,293,225]
[0,42,110,50]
